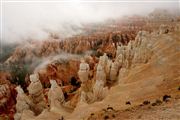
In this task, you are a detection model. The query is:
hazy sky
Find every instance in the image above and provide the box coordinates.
[1,0,179,44]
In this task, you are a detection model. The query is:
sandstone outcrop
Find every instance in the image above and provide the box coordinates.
[14,86,32,120]
[27,74,47,115]
[68,23,180,119]
[48,80,65,112]
[95,64,106,85]
[1,10,180,120]
[78,59,90,83]
[0,72,16,119]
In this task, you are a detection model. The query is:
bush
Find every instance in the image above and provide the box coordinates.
[163,95,171,102]
[126,101,131,105]
[143,100,150,105]
[0,44,17,63]
[104,115,109,119]
[152,99,162,106]
[10,64,31,91]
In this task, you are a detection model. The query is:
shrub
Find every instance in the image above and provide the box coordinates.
[107,106,114,111]
[152,99,162,106]
[163,95,171,102]
[143,100,150,105]
[126,101,131,105]
[104,115,109,119]
[10,64,31,91]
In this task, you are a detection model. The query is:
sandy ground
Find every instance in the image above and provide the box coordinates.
[87,95,180,120]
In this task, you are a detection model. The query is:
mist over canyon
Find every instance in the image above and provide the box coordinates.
[0,1,180,120]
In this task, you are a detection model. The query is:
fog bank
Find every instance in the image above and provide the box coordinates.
[1,1,179,44]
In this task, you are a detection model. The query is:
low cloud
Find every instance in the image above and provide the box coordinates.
[1,1,179,44]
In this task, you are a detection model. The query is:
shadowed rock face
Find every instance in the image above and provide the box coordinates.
[38,59,81,93]
[0,72,17,119]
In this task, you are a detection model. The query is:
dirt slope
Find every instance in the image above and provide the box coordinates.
[19,28,180,120]
[67,30,180,120]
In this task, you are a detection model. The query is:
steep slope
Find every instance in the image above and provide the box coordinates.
[67,26,180,120]
[19,25,180,120]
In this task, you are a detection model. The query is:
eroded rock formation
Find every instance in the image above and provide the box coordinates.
[0,72,16,119]
[2,9,180,120]
[78,59,90,83]
[14,86,32,120]
[27,74,47,115]
[74,29,154,105]
[48,80,67,114]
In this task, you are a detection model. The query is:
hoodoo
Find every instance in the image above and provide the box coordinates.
[1,5,180,120]
[27,74,47,115]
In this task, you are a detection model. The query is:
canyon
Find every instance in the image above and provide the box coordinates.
[0,9,180,120]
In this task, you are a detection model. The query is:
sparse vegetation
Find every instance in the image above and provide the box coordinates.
[143,100,150,105]
[0,44,17,63]
[152,99,162,106]
[90,113,94,116]
[126,101,131,105]
[104,115,109,119]
[155,99,162,105]
[107,106,114,110]
[163,95,171,102]
[9,64,32,91]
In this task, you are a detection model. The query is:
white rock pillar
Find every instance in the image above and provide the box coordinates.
[48,80,65,112]
[78,59,90,83]
[93,79,108,101]
[28,74,46,115]
[94,63,107,101]
[14,86,32,120]
[99,53,108,68]
[110,62,119,81]
[96,64,106,85]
